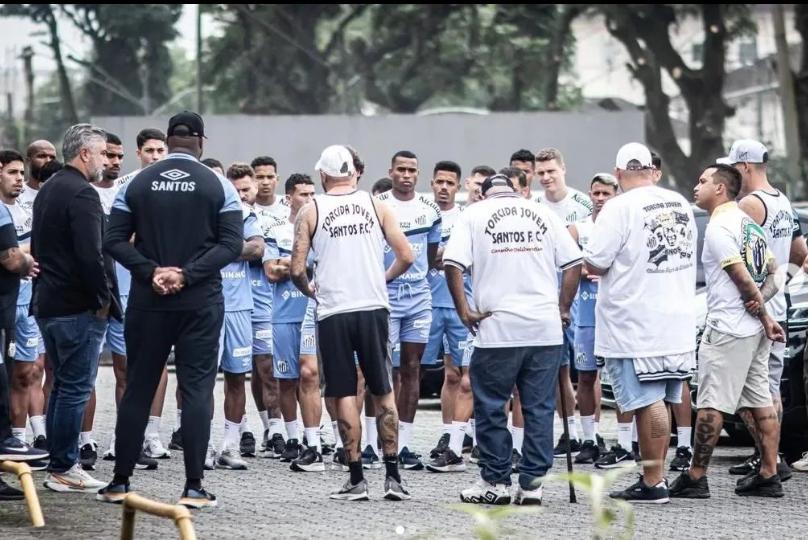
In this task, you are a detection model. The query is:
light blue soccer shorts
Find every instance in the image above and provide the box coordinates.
[218,310,253,374]
[423,307,468,367]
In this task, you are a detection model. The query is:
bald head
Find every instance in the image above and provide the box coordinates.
[25,140,57,186]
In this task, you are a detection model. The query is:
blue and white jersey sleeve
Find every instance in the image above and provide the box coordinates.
[220,210,255,312]
[269,221,308,323]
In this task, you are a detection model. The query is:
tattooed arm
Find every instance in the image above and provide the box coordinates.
[725,261,785,342]
[290,203,315,298]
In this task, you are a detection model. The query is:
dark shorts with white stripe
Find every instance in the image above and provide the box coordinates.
[318,308,393,398]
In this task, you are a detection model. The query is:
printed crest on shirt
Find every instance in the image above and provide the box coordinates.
[642,202,694,271]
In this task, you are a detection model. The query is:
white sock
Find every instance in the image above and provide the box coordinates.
[364,415,378,451]
[223,420,240,451]
[594,421,600,438]
[79,431,92,446]
[512,427,525,454]
[470,418,477,446]
[567,416,579,440]
[12,428,26,443]
[398,421,413,453]
[581,415,596,442]
[268,418,284,437]
[239,414,249,435]
[145,416,160,439]
[677,427,692,450]
[285,420,299,441]
[443,423,452,435]
[617,423,633,450]
[259,410,270,432]
[631,418,638,442]
[448,421,467,455]
[332,421,343,449]
[29,415,46,439]
[465,421,474,437]
[304,427,320,451]
[175,409,182,430]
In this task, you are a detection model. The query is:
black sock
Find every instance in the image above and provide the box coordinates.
[383,454,400,482]
[185,478,202,492]
[349,461,364,485]
[112,474,129,487]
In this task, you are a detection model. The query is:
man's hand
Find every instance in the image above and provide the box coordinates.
[24,255,39,279]
[459,308,492,336]
[153,267,185,295]
[560,309,572,329]
[744,299,762,317]
[762,316,786,343]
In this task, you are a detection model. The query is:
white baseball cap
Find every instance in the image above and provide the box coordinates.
[615,142,653,170]
[314,145,356,178]
[720,139,769,164]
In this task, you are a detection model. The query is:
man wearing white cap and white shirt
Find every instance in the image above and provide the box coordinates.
[723,139,808,476]
[290,144,415,501]
[585,142,697,504]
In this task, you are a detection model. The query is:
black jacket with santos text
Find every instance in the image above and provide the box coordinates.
[104,152,243,311]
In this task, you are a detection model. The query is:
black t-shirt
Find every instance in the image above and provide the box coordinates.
[0,205,20,331]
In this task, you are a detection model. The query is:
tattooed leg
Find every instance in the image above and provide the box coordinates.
[688,409,723,480]
[749,406,780,478]
[636,400,670,486]
[335,397,362,462]
[738,408,762,453]
[373,392,399,456]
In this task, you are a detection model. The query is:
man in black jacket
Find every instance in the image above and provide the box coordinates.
[99,111,243,509]
[30,124,119,494]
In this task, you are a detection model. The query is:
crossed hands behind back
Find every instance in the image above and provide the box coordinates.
[153,267,185,295]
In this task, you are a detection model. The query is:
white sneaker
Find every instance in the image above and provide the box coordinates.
[44,464,106,493]
[792,451,808,472]
[143,437,171,459]
[217,449,248,470]
[513,484,543,505]
[459,479,511,505]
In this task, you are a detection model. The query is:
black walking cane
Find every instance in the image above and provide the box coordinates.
[558,327,577,503]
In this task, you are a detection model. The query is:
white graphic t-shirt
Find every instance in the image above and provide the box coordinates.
[537,187,593,225]
[585,185,697,358]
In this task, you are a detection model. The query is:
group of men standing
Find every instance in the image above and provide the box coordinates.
[0,111,806,508]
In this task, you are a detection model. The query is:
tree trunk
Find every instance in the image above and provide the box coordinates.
[44,6,79,125]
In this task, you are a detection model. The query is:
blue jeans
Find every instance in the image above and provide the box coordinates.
[470,345,563,489]
[38,312,106,473]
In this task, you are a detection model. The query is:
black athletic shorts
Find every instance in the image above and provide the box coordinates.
[318,308,393,398]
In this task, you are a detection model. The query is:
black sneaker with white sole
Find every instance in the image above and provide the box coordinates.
[574,440,600,464]
[426,449,466,473]
[80,442,98,471]
[596,434,606,452]
[96,482,132,504]
[777,456,793,482]
[333,448,349,471]
[3,436,49,461]
[291,447,325,472]
[33,435,48,451]
[28,459,49,471]
[0,477,24,501]
[735,472,783,497]
[398,447,424,470]
[135,451,158,470]
[361,445,381,469]
[240,432,256,458]
[280,439,300,462]
[552,434,581,457]
[429,433,450,459]
[511,449,522,473]
[729,452,760,475]
[169,429,183,451]
[469,445,480,465]
[669,471,710,499]
[462,434,473,454]
[594,445,635,469]
[669,446,692,471]
[609,475,669,504]
[179,487,217,509]
[265,433,285,458]
[330,478,369,501]
[384,476,411,501]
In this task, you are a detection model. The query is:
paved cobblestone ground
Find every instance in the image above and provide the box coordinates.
[2,367,807,539]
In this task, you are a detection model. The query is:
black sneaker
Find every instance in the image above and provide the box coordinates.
[33,435,48,451]
[669,471,710,499]
[280,439,300,462]
[80,442,98,471]
[28,459,49,471]
[168,429,183,451]
[778,456,793,482]
[291,447,325,472]
[553,434,581,457]
[735,472,784,497]
[96,482,131,504]
[0,436,48,462]
[595,445,635,469]
[469,445,480,465]
[265,433,285,459]
[0,476,24,501]
[135,451,158,470]
[574,440,600,464]
[596,434,606,452]
[333,447,349,471]
[361,445,381,470]
[669,446,692,471]
[399,447,424,471]
[321,442,334,456]
[430,433,450,459]
[426,448,466,473]
[462,434,473,453]
[632,441,640,462]
[609,475,669,504]
[179,487,218,509]
[729,452,760,475]
[511,449,522,473]
[240,432,256,458]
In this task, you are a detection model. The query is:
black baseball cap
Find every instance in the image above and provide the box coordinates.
[167,111,205,138]
[481,173,514,195]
